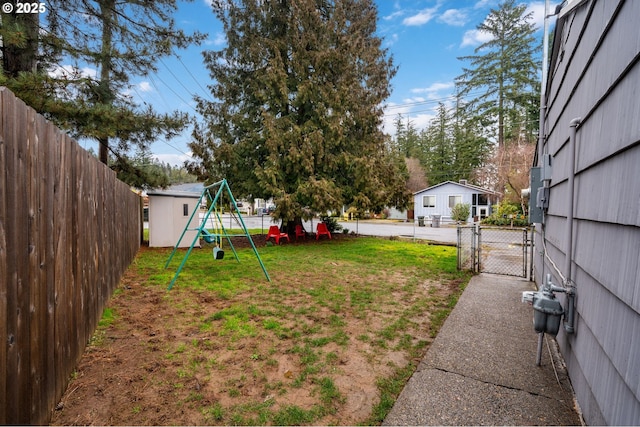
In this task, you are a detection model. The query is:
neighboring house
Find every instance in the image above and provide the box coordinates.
[413,180,499,223]
[533,0,640,424]
[147,183,204,248]
[385,207,409,221]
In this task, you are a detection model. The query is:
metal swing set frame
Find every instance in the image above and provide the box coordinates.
[164,179,270,290]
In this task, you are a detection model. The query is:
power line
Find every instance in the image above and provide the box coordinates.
[384,90,486,112]
[154,136,193,158]
[147,72,199,114]
[158,57,203,104]
[172,50,213,101]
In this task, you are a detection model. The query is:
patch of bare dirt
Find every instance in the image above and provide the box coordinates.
[50,239,463,426]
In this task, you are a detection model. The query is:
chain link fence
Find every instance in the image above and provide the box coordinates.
[458,226,533,278]
[457,226,477,271]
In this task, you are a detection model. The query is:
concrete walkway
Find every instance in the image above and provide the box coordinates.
[383,273,583,426]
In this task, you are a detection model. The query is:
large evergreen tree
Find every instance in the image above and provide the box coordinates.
[189,0,409,230]
[455,0,540,148]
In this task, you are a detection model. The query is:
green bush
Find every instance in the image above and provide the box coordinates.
[482,202,529,227]
[451,203,471,223]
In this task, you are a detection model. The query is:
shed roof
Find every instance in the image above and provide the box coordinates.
[147,182,204,198]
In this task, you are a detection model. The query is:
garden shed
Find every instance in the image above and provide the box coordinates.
[147,183,204,248]
[413,180,498,223]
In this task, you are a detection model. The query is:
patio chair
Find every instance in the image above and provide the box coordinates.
[295,224,306,240]
[267,225,289,245]
[316,222,332,240]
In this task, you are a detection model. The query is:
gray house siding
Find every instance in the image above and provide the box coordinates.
[535,0,640,424]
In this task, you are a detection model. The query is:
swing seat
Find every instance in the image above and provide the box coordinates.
[213,246,225,260]
[201,229,220,245]
[267,225,289,244]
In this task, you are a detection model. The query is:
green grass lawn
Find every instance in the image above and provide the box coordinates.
[56,236,471,426]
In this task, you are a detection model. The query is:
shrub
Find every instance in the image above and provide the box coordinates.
[451,203,471,223]
[482,202,529,227]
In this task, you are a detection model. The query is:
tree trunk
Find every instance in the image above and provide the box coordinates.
[97,0,115,164]
[284,217,305,237]
[99,136,109,164]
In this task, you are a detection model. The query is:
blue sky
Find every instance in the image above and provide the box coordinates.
[88,0,554,166]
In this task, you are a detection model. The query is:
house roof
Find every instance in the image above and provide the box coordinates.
[413,180,501,196]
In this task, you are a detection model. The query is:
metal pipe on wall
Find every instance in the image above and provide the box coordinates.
[564,118,581,334]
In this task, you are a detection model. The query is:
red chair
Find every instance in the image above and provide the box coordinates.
[295,224,306,240]
[316,222,332,240]
[267,225,289,245]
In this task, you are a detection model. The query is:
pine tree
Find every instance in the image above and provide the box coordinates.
[46,0,204,163]
[1,1,204,188]
[393,114,421,159]
[0,1,39,76]
[189,0,409,230]
[423,103,455,185]
[451,94,492,183]
[455,0,540,148]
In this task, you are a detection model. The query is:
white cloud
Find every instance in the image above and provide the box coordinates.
[411,82,455,95]
[154,153,192,167]
[474,0,496,9]
[383,10,404,21]
[402,6,438,26]
[410,112,437,130]
[138,81,153,92]
[527,1,560,30]
[206,32,226,46]
[384,33,399,47]
[461,28,494,47]
[48,64,97,79]
[438,9,468,26]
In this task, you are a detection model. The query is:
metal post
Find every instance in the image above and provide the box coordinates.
[456,226,461,270]
[529,226,535,281]
[475,223,481,273]
[523,229,527,278]
[536,332,544,366]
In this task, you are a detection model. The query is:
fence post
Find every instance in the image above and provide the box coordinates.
[456,226,461,270]
[475,224,481,273]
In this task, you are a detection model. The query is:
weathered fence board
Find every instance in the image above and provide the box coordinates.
[0,87,141,424]
[0,82,8,421]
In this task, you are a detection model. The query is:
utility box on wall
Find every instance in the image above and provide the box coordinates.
[148,190,201,248]
[529,167,544,223]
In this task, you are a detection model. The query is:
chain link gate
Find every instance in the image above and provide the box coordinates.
[458,226,533,278]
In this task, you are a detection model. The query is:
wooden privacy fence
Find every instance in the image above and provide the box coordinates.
[0,88,141,424]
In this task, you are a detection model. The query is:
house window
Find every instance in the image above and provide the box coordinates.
[183,203,189,216]
[477,194,488,205]
[423,195,436,208]
[449,195,462,208]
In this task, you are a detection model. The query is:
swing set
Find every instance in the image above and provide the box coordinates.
[164,179,270,290]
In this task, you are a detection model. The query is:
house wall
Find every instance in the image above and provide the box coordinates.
[535,1,640,424]
[414,182,488,221]
[148,195,201,248]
